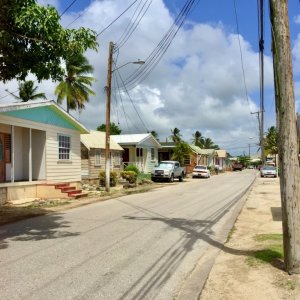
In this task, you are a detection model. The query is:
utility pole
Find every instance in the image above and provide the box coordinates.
[105,41,114,192]
[270,0,300,274]
[259,0,265,164]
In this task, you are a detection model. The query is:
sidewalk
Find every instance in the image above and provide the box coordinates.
[200,177,300,300]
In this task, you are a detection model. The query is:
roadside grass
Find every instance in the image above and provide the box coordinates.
[276,278,298,290]
[246,233,283,267]
[226,225,236,243]
[27,200,71,209]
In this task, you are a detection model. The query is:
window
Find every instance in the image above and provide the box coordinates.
[95,149,102,166]
[136,148,143,157]
[151,148,155,160]
[183,155,191,165]
[114,152,121,166]
[58,134,71,160]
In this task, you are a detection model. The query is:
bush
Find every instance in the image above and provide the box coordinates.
[120,171,137,184]
[124,164,139,174]
[99,171,118,187]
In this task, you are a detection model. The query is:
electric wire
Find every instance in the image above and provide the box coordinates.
[60,0,78,18]
[115,68,149,132]
[96,0,140,37]
[233,0,252,114]
[116,0,153,50]
[119,0,201,91]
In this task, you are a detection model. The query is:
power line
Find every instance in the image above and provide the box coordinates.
[119,0,201,91]
[116,0,153,50]
[60,0,78,18]
[233,0,252,114]
[96,0,140,37]
[115,68,149,132]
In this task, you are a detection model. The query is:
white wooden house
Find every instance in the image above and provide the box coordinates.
[81,130,123,182]
[111,133,161,173]
[0,100,89,203]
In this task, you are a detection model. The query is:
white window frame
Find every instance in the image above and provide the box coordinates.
[114,152,121,166]
[95,149,102,166]
[183,155,191,165]
[58,134,71,161]
[151,148,155,161]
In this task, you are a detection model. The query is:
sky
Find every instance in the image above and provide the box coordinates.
[1,0,300,156]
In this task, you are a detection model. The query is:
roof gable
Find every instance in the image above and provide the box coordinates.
[81,130,123,151]
[0,100,88,133]
[111,133,161,148]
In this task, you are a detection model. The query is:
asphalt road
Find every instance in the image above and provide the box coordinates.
[0,170,256,300]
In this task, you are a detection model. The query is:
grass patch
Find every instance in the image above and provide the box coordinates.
[226,225,236,243]
[27,200,71,209]
[254,233,283,242]
[247,233,284,267]
[277,278,298,290]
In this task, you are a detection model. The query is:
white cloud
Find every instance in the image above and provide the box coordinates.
[1,0,276,155]
[294,15,300,24]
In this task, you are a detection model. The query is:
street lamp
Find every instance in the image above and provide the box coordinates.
[105,41,145,192]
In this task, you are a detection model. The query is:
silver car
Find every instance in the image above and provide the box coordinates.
[260,166,277,178]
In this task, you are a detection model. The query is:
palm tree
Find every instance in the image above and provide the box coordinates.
[192,131,204,148]
[171,141,192,165]
[170,128,182,143]
[202,137,220,150]
[6,80,46,102]
[150,130,159,140]
[55,53,96,113]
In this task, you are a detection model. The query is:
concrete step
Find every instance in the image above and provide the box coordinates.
[67,189,82,196]
[61,186,76,193]
[55,183,70,189]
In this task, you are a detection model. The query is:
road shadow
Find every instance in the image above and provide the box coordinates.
[118,194,283,299]
[0,213,80,250]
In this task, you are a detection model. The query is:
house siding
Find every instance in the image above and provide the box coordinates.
[1,114,82,183]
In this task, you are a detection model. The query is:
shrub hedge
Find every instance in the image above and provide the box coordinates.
[99,171,118,187]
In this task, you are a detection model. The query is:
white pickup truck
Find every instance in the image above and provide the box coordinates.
[151,161,186,182]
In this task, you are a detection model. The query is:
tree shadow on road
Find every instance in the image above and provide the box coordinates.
[0,212,80,250]
[118,193,283,300]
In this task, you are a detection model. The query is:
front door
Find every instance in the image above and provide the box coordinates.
[0,134,5,183]
[123,148,129,163]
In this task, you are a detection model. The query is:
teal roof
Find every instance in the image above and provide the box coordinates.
[0,101,88,133]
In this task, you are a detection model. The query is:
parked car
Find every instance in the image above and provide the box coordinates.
[260,166,277,178]
[192,165,211,178]
[232,162,243,171]
[151,161,186,182]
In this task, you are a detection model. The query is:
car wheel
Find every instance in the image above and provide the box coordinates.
[179,172,184,182]
[169,174,174,183]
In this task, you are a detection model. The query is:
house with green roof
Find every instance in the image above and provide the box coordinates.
[0,100,89,204]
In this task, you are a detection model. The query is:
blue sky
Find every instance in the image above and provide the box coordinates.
[2,0,300,155]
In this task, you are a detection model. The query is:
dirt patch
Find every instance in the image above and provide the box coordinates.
[200,178,300,300]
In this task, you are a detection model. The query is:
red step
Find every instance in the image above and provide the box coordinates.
[61,186,76,193]
[55,183,70,189]
[67,189,83,196]
[70,192,89,199]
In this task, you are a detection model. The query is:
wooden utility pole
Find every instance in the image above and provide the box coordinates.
[270,0,300,274]
[105,41,114,192]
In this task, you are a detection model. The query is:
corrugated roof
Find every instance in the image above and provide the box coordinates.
[189,144,202,154]
[199,149,216,155]
[111,133,161,147]
[81,130,123,151]
[0,100,89,133]
[216,150,227,157]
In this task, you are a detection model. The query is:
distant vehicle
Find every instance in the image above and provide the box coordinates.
[192,165,211,178]
[260,166,277,178]
[248,165,254,169]
[232,162,243,171]
[151,161,185,182]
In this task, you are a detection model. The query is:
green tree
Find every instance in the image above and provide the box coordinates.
[6,80,46,102]
[238,155,251,167]
[202,137,220,150]
[265,126,278,156]
[150,130,159,140]
[171,141,192,165]
[55,53,96,113]
[192,131,204,148]
[97,122,122,135]
[170,128,182,143]
[0,0,98,82]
